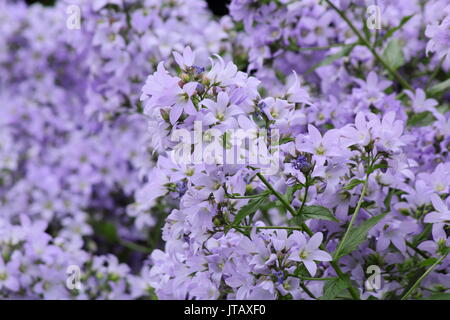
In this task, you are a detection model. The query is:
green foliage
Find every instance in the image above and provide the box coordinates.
[307,43,357,74]
[300,205,339,222]
[343,179,364,190]
[382,38,405,71]
[93,221,119,243]
[334,213,387,260]
[407,111,436,127]
[422,293,450,300]
[382,15,415,41]
[233,193,269,225]
[428,79,450,96]
[321,276,353,300]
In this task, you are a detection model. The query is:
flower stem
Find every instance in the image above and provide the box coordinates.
[400,253,448,300]
[288,274,338,281]
[119,238,151,254]
[226,193,269,199]
[334,175,369,260]
[237,225,303,231]
[256,172,298,217]
[287,43,347,52]
[256,171,360,299]
[299,283,318,300]
[425,56,445,89]
[298,175,310,217]
[323,0,413,91]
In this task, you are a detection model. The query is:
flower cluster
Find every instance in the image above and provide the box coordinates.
[0,0,225,299]
[0,215,150,299]
[1,0,449,300]
[140,47,449,299]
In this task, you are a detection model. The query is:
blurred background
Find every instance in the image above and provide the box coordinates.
[25,0,231,16]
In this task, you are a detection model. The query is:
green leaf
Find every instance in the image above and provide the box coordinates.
[407,111,436,127]
[285,185,302,203]
[301,205,339,223]
[233,193,269,225]
[383,188,395,212]
[367,162,388,174]
[307,43,357,74]
[382,15,415,41]
[382,38,405,71]
[428,79,450,96]
[343,179,364,190]
[334,213,387,260]
[362,15,371,41]
[275,69,287,83]
[421,293,450,300]
[420,258,438,268]
[412,224,432,246]
[94,221,118,243]
[279,137,295,145]
[443,246,450,255]
[321,276,352,300]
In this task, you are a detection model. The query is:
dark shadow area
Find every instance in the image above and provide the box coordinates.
[26,0,56,5]
[206,0,230,16]
[26,0,231,16]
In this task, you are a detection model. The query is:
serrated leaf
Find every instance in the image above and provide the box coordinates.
[344,179,364,190]
[382,15,414,41]
[233,194,269,225]
[301,205,339,222]
[407,111,436,127]
[321,276,351,300]
[334,213,387,260]
[307,43,357,74]
[382,38,404,71]
[428,79,450,96]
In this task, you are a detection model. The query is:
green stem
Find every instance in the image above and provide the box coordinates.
[237,225,303,231]
[288,43,346,52]
[119,239,151,254]
[226,193,269,199]
[334,175,369,259]
[400,253,448,300]
[256,172,298,217]
[406,240,429,259]
[425,56,445,89]
[256,171,360,300]
[324,0,413,91]
[298,175,310,216]
[299,283,318,300]
[288,274,338,281]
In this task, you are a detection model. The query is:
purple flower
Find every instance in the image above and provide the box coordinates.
[425,194,450,224]
[296,125,342,165]
[287,232,332,276]
[201,92,243,128]
[405,89,438,114]
[425,15,450,68]
[0,257,20,292]
[292,155,310,171]
[173,46,195,70]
